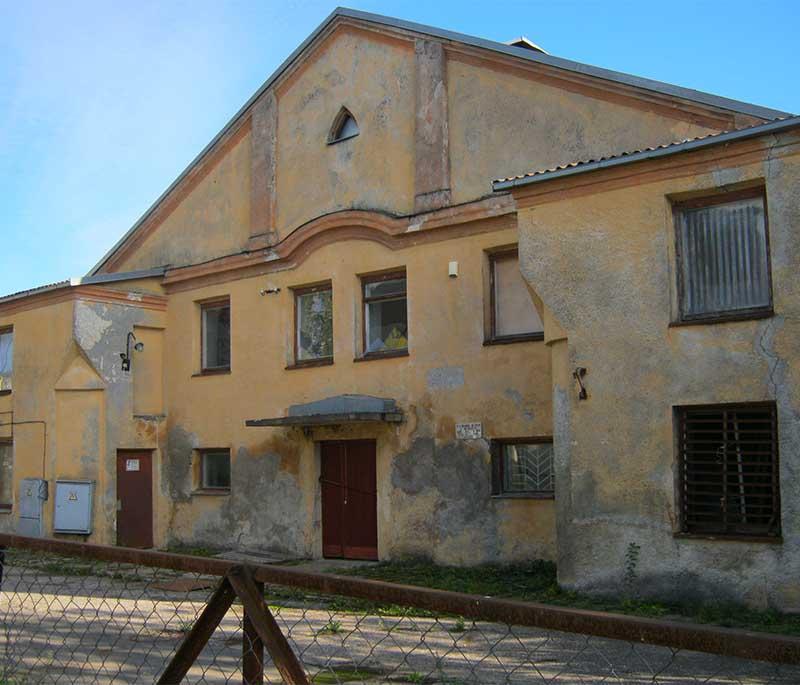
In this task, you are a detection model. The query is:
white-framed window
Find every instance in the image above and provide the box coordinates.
[201,300,231,371]
[0,327,12,392]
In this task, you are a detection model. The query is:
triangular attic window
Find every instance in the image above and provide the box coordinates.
[328,107,359,144]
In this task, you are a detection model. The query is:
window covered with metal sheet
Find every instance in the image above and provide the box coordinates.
[675,190,772,322]
[676,402,780,538]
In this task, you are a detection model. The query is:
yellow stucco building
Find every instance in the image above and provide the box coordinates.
[1,9,796,608]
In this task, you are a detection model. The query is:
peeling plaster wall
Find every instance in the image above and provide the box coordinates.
[163,224,556,563]
[447,58,721,204]
[71,300,167,544]
[114,131,252,272]
[516,137,800,608]
[275,28,416,239]
[0,301,74,534]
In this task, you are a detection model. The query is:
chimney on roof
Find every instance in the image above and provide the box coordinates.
[506,36,547,54]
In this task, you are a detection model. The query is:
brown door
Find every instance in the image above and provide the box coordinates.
[116,451,153,548]
[320,440,378,560]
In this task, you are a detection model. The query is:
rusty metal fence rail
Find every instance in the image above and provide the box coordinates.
[1,534,799,684]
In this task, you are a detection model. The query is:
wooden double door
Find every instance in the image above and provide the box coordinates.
[320,440,378,560]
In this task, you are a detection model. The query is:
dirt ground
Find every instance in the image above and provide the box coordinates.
[1,553,798,684]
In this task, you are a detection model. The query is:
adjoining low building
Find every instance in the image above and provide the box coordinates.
[495,118,800,609]
[0,8,795,608]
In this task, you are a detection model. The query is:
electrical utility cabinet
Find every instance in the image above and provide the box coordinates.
[18,478,48,538]
[54,480,94,535]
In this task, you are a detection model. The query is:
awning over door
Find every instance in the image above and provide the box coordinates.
[245,394,403,428]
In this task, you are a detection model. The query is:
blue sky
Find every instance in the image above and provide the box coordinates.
[1,0,797,296]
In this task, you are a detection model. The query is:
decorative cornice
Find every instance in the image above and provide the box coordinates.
[162,195,516,291]
[0,285,167,317]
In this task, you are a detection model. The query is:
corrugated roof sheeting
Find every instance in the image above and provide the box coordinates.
[493,116,800,191]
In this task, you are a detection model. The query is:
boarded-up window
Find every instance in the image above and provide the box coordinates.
[490,250,543,341]
[0,327,12,392]
[0,440,12,509]
[491,438,554,497]
[675,191,772,321]
[295,284,333,363]
[676,402,780,538]
[201,300,231,371]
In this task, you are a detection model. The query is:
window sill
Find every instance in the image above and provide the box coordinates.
[192,488,231,497]
[354,350,409,363]
[286,358,334,370]
[192,368,231,377]
[0,390,11,397]
[674,532,782,544]
[669,309,773,328]
[0,504,12,513]
[491,492,554,500]
[484,332,544,346]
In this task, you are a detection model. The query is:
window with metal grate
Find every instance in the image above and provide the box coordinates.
[676,402,781,539]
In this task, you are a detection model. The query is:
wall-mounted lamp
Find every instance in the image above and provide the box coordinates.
[573,367,588,400]
[259,286,281,296]
[448,261,459,278]
[120,332,144,373]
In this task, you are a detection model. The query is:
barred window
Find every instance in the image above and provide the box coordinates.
[491,439,554,497]
[676,402,780,538]
[674,190,772,322]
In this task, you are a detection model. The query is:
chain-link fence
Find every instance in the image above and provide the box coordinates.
[1,534,799,684]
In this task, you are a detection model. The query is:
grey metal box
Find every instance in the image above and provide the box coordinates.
[54,480,94,534]
[18,478,48,537]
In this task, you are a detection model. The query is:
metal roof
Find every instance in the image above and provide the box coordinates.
[0,267,166,306]
[493,116,800,191]
[246,394,404,428]
[88,7,793,276]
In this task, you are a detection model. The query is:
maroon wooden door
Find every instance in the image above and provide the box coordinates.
[116,451,153,548]
[320,440,378,560]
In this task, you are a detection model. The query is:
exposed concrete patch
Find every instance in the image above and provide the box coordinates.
[189,446,309,556]
[426,366,464,391]
[74,303,112,351]
[165,425,197,502]
[504,388,534,421]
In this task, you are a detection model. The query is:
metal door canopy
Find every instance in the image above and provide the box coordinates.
[54,480,94,534]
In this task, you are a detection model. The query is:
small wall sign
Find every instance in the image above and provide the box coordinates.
[456,422,483,440]
[126,459,140,472]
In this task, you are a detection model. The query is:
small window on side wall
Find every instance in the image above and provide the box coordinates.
[294,284,333,365]
[488,249,544,344]
[491,438,554,497]
[0,327,12,393]
[201,300,230,372]
[362,272,408,357]
[674,189,772,323]
[676,402,780,539]
[198,449,231,491]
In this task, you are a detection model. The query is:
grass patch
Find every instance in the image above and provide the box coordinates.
[333,560,800,637]
[311,667,380,683]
